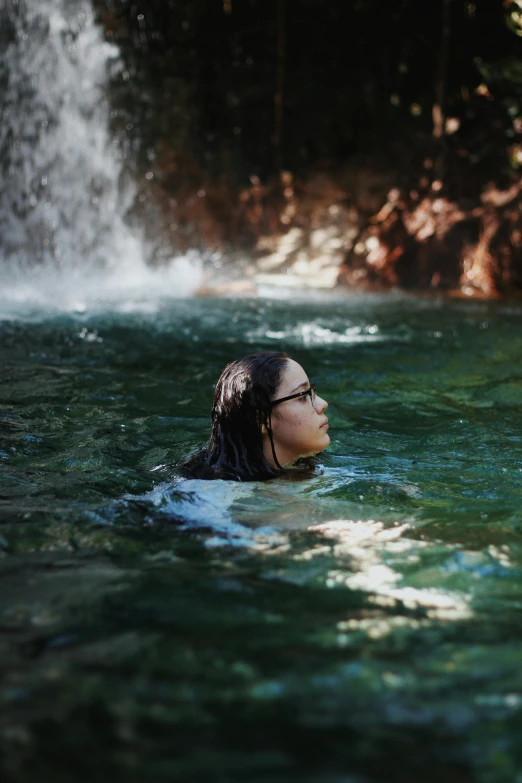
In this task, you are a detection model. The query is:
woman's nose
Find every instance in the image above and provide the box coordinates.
[315,395,328,413]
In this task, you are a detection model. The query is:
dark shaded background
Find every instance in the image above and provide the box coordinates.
[97,0,519,179]
[95,0,522,294]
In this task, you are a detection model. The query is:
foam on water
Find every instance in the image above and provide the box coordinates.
[0,253,203,316]
[144,480,289,550]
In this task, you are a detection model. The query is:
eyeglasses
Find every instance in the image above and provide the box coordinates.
[271,382,317,407]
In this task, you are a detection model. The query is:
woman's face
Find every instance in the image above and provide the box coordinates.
[264,359,330,468]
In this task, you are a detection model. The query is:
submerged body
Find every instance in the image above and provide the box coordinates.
[181,352,329,481]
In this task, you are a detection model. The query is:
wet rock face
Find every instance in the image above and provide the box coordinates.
[242,172,364,290]
[238,171,522,296]
[253,221,353,290]
[186,166,522,297]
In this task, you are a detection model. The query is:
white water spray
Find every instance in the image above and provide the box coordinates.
[0,0,201,309]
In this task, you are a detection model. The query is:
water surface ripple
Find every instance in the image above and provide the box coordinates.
[1,295,521,783]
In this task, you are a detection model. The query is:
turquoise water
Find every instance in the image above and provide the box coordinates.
[1,293,522,782]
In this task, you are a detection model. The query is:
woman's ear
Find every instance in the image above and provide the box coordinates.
[260,409,273,436]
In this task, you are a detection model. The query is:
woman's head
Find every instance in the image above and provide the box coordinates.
[201,351,329,481]
[266,356,330,468]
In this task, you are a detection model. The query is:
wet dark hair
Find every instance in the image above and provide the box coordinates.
[181,350,306,481]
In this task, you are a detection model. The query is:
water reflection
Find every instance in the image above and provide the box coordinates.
[145,472,474,628]
[312,519,472,622]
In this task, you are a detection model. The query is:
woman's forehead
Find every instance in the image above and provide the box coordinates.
[278,360,308,393]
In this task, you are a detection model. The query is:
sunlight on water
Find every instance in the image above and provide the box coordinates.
[249,321,386,345]
[313,519,472,621]
[146,474,473,625]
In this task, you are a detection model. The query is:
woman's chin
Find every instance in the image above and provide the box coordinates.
[284,441,331,466]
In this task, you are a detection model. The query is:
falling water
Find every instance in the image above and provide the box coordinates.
[0,0,201,309]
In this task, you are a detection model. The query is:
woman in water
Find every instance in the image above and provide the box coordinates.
[181,351,329,481]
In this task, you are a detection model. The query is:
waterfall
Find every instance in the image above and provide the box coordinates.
[0,0,201,309]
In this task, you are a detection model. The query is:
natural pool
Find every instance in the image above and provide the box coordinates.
[1,293,522,783]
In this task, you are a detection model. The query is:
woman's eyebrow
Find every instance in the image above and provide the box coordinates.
[290,380,309,393]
